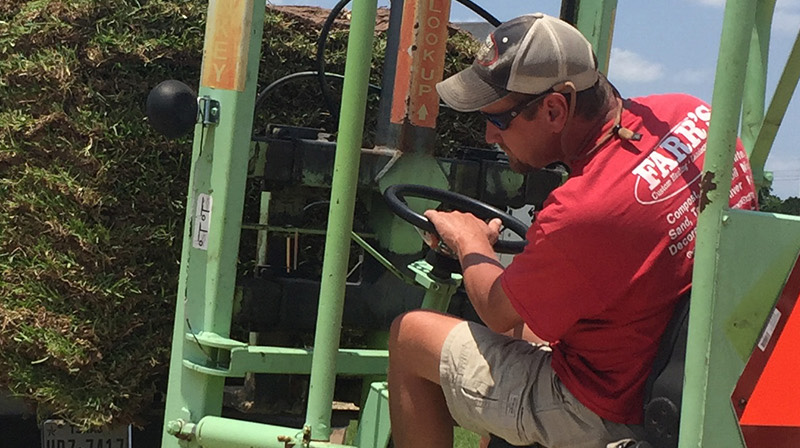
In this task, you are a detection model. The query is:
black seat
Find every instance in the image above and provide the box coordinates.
[639,293,690,448]
[488,293,691,448]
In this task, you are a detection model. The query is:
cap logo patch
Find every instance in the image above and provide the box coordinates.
[476,33,499,67]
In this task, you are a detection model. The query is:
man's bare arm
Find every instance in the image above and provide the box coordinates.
[424,209,524,333]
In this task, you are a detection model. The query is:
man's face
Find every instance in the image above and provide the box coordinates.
[480,94,562,173]
[496,142,536,173]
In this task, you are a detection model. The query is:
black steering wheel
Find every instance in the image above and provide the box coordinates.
[383,184,529,254]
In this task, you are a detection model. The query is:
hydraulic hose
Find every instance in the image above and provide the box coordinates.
[315,0,501,119]
[254,71,381,113]
[316,0,354,121]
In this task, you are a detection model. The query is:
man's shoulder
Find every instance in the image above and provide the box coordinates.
[630,92,708,109]
[623,93,711,140]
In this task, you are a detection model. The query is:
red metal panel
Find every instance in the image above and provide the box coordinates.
[739,426,800,447]
[732,251,800,447]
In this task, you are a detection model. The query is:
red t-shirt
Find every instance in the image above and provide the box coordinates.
[501,93,758,424]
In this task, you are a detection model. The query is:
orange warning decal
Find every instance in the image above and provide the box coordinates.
[739,294,800,426]
[201,0,254,91]
[733,252,800,447]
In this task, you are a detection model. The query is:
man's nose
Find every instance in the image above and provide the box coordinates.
[485,122,502,144]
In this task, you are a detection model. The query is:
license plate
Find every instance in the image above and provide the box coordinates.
[42,420,131,448]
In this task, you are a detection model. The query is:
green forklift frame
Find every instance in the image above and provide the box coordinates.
[160,0,800,447]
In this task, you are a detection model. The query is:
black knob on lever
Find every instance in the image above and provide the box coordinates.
[146,80,198,139]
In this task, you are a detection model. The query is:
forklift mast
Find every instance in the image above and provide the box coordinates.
[155,1,800,447]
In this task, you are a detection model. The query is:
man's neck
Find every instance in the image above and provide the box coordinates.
[561,97,619,162]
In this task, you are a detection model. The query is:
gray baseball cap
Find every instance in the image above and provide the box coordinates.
[437,13,599,112]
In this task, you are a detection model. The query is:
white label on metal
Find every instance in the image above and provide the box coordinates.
[42,419,131,448]
[193,193,213,250]
[758,308,781,351]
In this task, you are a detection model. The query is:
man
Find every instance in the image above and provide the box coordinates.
[387,12,758,448]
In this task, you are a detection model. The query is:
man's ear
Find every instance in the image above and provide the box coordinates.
[553,81,577,130]
[543,94,569,131]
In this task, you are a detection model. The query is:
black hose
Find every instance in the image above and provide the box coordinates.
[456,0,501,27]
[254,71,382,114]
[315,0,353,121]
[315,0,501,119]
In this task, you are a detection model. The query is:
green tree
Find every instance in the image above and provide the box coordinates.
[758,186,800,216]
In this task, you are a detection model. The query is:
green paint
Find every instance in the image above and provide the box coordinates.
[229,347,388,376]
[179,416,355,448]
[720,210,800,360]
[256,191,271,267]
[376,152,450,254]
[749,27,800,186]
[408,259,463,312]
[302,169,328,186]
[682,1,757,446]
[574,0,618,75]
[158,1,800,446]
[740,1,776,155]
[304,0,379,440]
[354,382,392,448]
[351,231,416,284]
[160,2,267,447]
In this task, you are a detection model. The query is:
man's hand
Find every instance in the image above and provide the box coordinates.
[423,210,502,257]
[423,210,523,333]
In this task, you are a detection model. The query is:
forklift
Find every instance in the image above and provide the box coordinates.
[146,0,800,446]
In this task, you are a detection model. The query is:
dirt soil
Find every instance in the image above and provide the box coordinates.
[269,5,393,33]
[269,5,466,35]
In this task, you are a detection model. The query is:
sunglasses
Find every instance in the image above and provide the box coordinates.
[480,91,551,130]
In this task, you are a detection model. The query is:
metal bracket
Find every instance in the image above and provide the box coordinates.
[198,96,221,126]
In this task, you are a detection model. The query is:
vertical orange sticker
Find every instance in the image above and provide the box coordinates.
[390,0,452,128]
[200,0,254,91]
[390,0,418,125]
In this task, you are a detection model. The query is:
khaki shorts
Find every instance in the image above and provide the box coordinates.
[439,321,641,448]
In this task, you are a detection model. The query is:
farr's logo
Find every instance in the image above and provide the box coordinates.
[632,104,711,205]
[476,34,499,66]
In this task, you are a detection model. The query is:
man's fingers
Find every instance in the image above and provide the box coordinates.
[423,209,439,222]
[483,218,502,245]
[488,217,502,233]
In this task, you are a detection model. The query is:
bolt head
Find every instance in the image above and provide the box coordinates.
[166,420,183,435]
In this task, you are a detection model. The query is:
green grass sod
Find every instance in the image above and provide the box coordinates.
[0,0,483,430]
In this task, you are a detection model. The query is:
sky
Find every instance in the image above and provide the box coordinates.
[270,0,800,198]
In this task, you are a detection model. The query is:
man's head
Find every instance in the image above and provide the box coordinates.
[436,13,599,113]
[437,13,612,172]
